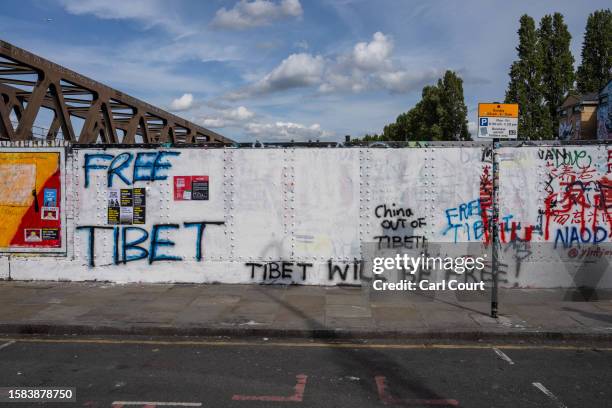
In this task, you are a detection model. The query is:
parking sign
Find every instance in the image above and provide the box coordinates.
[478,103,518,139]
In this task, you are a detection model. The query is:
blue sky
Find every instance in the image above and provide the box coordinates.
[0,0,609,142]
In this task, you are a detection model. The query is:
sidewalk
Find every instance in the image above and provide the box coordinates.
[1,281,611,341]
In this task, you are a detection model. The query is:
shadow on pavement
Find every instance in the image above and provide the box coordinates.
[254,285,456,405]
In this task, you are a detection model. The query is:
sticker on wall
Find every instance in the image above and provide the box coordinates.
[133,188,146,224]
[41,207,59,220]
[43,188,57,206]
[191,177,209,200]
[24,228,42,242]
[42,228,59,241]
[107,188,146,225]
[120,206,133,224]
[108,190,120,207]
[120,188,133,207]
[174,176,209,201]
[107,189,120,224]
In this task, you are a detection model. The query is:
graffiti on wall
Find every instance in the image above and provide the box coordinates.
[77,221,224,267]
[540,148,612,248]
[83,150,179,188]
[373,203,427,249]
[77,149,225,268]
[559,117,578,140]
[0,150,63,251]
[2,145,611,287]
[598,82,612,140]
[437,146,612,255]
[443,164,534,245]
[73,146,612,286]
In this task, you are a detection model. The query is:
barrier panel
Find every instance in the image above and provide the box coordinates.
[496,144,612,289]
[0,141,610,289]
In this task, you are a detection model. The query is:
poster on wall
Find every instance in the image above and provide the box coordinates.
[478,103,519,139]
[174,176,209,201]
[107,188,146,225]
[0,149,65,252]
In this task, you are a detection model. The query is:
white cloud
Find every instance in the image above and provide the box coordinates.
[197,104,330,141]
[318,71,367,94]
[58,0,190,36]
[227,53,324,99]
[23,42,226,96]
[352,32,393,71]
[201,118,227,128]
[260,53,324,89]
[211,0,303,30]
[244,121,331,141]
[227,106,256,121]
[198,105,255,128]
[317,32,395,93]
[280,0,303,16]
[169,93,194,111]
[228,31,445,99]
[129,38,241,64]
[377,69,444,93]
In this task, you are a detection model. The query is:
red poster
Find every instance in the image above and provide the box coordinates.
[3,151,63,250]
[174,176,209,201]
[174,176,191,200]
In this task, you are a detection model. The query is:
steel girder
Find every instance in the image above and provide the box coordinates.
[0,40,233,145]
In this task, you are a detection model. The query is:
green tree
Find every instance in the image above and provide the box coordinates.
[361,133,381,142]
[505,14,553,139]
[371,70,470,142]
[576,9,612,93]
[539,13,575,133]
[438,71,470,140]
[416,85,444,140]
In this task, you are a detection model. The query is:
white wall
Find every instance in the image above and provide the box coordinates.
[3,143,612,287]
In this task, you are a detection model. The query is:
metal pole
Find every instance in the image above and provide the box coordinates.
[490,138,499,318]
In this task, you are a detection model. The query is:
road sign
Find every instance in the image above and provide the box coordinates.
[478,103,518,139]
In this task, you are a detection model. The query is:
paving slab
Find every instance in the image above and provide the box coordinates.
[326,304,372,318]
[421,310,481,330]
[191,295,241,307]
[25,304,92,322]
[326,294,370,305]
[507,305,585,329]
[0,281,611,341]
[371,306,419,322]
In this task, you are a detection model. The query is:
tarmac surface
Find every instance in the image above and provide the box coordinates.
[0,336,611,407]
[1,282,611,407]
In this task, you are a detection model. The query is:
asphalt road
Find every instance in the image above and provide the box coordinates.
[0,337,611,408]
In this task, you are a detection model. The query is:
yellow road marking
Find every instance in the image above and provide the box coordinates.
[1,337,610,351]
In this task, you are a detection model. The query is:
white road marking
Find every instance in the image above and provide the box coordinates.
[112,402,202,407]
[0,340,15,351]
[493,347,514,365]
[532,382,568,408]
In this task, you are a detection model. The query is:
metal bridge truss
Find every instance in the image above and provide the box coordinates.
[0,40,232,145]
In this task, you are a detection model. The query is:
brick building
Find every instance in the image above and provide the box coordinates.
[558,93,599,140]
